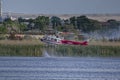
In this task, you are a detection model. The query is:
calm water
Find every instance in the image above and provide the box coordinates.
[0,57,120,80]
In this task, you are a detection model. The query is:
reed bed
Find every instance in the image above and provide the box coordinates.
[55,45,120,57]
[0,45,43,56]
[0,44,120,57]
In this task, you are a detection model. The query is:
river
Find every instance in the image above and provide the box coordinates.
[0,57,120,80]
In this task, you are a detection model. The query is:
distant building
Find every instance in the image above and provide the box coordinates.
[10,16,17,21]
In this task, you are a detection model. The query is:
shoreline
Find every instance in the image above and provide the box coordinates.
[0,40,120,57]
[0,40,120,46]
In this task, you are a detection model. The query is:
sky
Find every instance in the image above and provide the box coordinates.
[2,0,120,14]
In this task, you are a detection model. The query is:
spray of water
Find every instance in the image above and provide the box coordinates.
[85,26,120,41]
[42,50,51,57]
[42,46,57,57]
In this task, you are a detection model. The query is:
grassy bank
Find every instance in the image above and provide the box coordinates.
[0,44,120,57]
[0,44,43,56]
[55,45,120,57]
[0,40,120,57]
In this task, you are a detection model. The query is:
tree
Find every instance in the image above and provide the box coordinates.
[35,16,49,31]
[18,17,24,23]
[107,19,120,29]
[64,19,70,25]
[0,25,7,33]
[76,15,89,30]
[4,18,13,26]
[76,15,101,32]
[28,18,34,24]
[18,23,27,32]
[51,16,61,29]
[70,16,77,28]
[3,18,20,33]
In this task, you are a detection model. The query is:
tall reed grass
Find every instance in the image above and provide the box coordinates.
[0,44,120,57]
[0,45,43,56]
[55,45,120,57]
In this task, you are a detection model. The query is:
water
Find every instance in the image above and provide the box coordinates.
[85,26,120,40]
[0,57,120,80]
[42,50,51,57]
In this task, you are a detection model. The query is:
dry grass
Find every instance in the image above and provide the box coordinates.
[0,34,45,45]
[89,41,120,46]
[0,39,120,46]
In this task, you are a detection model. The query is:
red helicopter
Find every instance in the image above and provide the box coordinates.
[40,34,88,45]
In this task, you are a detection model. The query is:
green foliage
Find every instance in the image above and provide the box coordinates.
[0,15,119,34]
[70,16,76,27]
[107,19,120,29]
[0,44,43,56]
[69,15,102,32]
[0,25,7,33]
[0,44,120,57]
[76,15,101,32]
[51,16,61,29]
[3,18,20,33]
[35,16,49,30]
[19,23,27,32]
[55,45,120,57]
[18,17,24,23]
[4,18,13,24]
[76,15,90,31]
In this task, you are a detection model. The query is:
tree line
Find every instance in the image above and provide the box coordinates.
[0,15,120,34]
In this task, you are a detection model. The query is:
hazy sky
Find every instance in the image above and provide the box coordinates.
[2,0,120,14]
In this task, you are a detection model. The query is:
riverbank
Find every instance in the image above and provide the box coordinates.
[55,45,120,57]
[0,40,44,45]
[0,40,120,46]
[0,40,44,56]
[89,41,120,46]
[0,44,43,56]
[0,40,120,57]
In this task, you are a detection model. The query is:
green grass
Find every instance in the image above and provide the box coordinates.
[0,44,44,56]
[55,45,120,57]
[0,44,120,57]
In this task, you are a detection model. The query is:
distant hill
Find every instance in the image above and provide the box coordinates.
[2,12,120,22]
